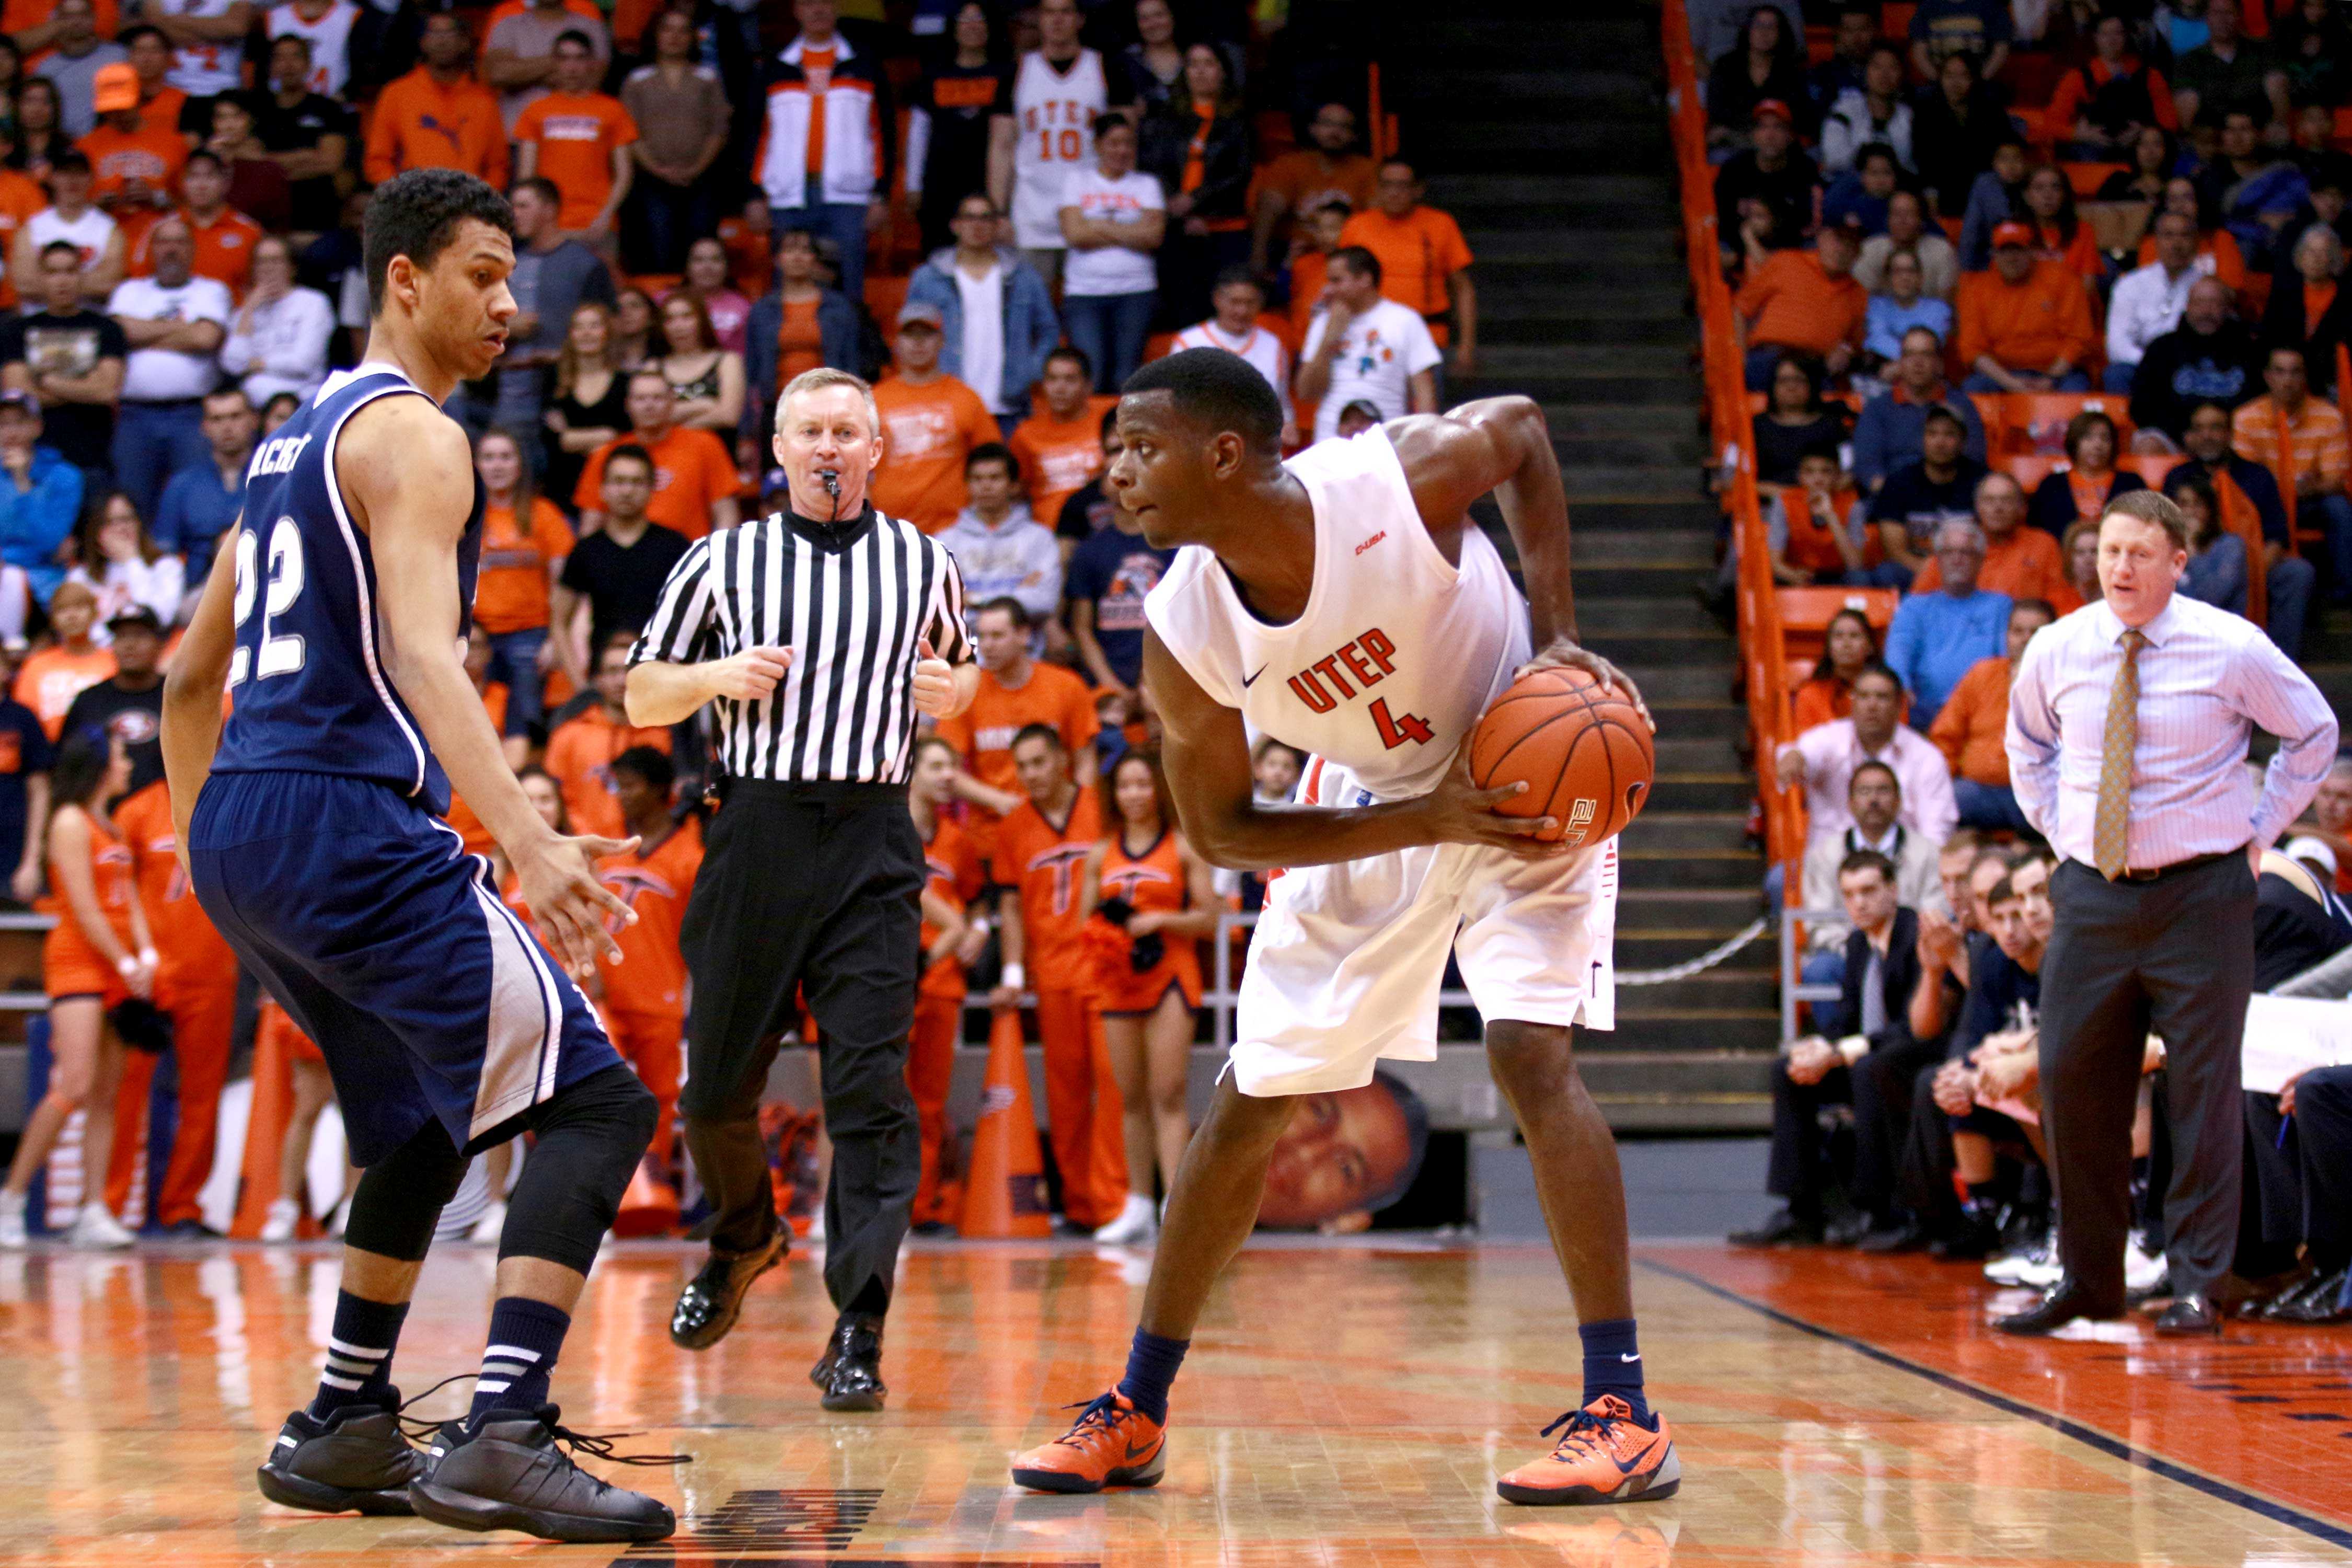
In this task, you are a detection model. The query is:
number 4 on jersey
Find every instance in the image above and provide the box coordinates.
[1370,696,1433,750]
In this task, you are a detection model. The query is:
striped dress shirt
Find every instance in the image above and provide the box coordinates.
[2005,595,2338,870]
[630,506,972,784]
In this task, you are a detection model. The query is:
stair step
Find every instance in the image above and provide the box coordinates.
[1555,434,1711,467]
[1467,232,1680,266]
[1574,500,1721,530]
[1399,68,1656,108]
[1621,663,1738,700]
[1622,848,1763,891]
[1627,811,1758,851]
[1479,256,1690,292]
[1616,970,1780,1011]
[1574,527,1716,562]
[1482,343,1690,376]
[1643,776,1756,812]
[1603,1013,1781,1051]
[1544,404,1705,439]
[1486,302,1689,332]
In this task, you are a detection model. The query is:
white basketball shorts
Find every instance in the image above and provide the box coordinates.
[1228,756,1619,1097]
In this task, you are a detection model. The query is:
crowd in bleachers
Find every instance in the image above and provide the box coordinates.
[1701,0,2352,1326]
[0,0,1440,1250]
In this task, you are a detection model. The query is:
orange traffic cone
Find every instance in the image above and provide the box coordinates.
[958,1008,1052,1238]
[613,1156,681,1238]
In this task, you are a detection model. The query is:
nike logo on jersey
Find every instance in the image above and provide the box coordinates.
[1242,665,1267,687]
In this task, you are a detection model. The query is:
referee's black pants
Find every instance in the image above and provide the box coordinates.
[678,780,925,1316]
[2037,853,2256,1306]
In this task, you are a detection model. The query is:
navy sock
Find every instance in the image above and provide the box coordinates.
[468,1297,572,1421]
[312,1292,410,1419]
[1115,1328,1190,1424]
[1578,1317,1650,1426]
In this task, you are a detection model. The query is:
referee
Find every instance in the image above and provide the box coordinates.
[625,366,977,1410]
[2001,490,2336,1338]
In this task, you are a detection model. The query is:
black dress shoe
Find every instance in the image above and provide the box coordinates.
[1823,1210,1874,1248]
[809,1312,886,1412]
[668,1229,787,1351]
[1857,1218,1929,1254]
[2268,1266,2352,1323]
[1993,1282,2124,1336]
[2154,1293,2223,1336]
[256,1396,422,1515]
[1728,1207,1823,1248]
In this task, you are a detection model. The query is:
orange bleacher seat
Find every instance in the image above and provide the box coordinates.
[1969,391,2003,438]
[1880,3,1915,40]
[2120,453,2181,487]
[1939,215,1965,244]
[631,273,682,297]
[2004,454,2062,492]
[864,271,910,326]
[2007,53,2067,113]
[1996,392,2134,456]
[2011,105,2051,147]
[1777,586,1901,663]
[1806,25,1835,65]
[2061,161,2129,198]
[1143,331,1178,363]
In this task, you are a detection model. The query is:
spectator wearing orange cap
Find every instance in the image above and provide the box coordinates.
[1735,220,1867,389]
[1955,222,2095,393]
[1714,98,1823,271]
[76,62,185,257]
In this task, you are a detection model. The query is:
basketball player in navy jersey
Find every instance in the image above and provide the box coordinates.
[161,169,676,1544]
[1009,350,1678,1507]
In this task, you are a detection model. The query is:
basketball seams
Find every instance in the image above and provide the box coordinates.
[1468,665,1653,843]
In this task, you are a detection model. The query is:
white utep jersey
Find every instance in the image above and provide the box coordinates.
[265,1,360,96]
[1010,49,1108,249]
[1144,428,1529,802]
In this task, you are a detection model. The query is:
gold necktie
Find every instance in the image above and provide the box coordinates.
[2093,629,2146,880]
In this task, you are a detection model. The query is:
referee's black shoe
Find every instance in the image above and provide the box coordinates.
[1992,1281,2124,1336]
[669,1229,788,1351]
[256,1396,423,1515]
[408,1405,677,1543]
[810,1312,887,1411]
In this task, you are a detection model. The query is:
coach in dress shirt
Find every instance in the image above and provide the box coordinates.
[1775,661,1959,845]
[1999,488,2337,1338]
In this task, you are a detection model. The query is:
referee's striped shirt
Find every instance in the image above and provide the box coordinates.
[629,506,972,784]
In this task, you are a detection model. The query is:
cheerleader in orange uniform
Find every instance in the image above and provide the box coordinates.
[1079,751,1217,1245]
[906,737,986,1229]
[0,734,153,1248]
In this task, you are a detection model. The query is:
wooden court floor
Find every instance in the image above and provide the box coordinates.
[2,1236,2349,1566]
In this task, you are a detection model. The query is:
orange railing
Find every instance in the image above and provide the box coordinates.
[1660,0,1806,893]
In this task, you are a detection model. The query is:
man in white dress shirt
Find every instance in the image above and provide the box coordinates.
[2000,488,2337,1337]
[2104,211,2203,395]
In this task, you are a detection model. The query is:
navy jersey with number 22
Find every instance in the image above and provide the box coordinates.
[208,364,484,815]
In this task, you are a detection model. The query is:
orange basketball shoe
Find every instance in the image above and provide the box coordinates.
[1495,1396,1679,1506]
[1009,1391,1167,1493]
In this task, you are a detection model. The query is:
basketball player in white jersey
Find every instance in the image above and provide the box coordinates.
[1008,349,1679,1507]
[1000,0,1129,293]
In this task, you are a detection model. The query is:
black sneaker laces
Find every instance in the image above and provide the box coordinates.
[388,1377,688,1468]
[1054,1391,1131,1446]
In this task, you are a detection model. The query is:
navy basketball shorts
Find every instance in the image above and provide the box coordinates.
[189,770,621,1166]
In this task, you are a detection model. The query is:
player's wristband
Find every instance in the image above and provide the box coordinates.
[1001,963,1025,990]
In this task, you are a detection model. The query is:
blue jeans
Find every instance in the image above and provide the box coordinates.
[1802,949,1849,1037]
[631,177,714,274]
[2303,491,2352,603]
[2266,555,2316,660]
[485,626,548,737]
[1063,290,1157,393]
[112,400,211,527]
[774,201,873,310]
[1962,370,2090,394]
[2100,361,2139,394]
[1842,560,1914,590]
[1954,777,2034,833]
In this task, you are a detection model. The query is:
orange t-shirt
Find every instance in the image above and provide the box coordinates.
[920,815,985,997]
[935,660,1101,801]
[991,788,1104,985]
[128,205,264,296]
[363,67,511,188]
[14,645,116,740]
[718,212,771,296]
[1792,674,1854,732]
[778,296,825,384]
[0,169,47,310]
[1339,205,1474,343]
[475,496,574,634]
[1909,525,2076,607]
[2034,218,2103,281]
[1929,654,2014,787]
[545,705,674,840]
[573,425,738,540]
[872,372,998,533]
[78,119,188,213]
[595,818,702,1019]
[1734,249,1869,362]
[1247,149,1377,232]
[2309,280,2339,328]
[112,779,234,993]
[513,91,639,232]
[483,0,601,26]
[1009,395,1117,532]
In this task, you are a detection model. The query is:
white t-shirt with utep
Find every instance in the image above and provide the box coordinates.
[1301,298,1441,441]
[1058,167,1163,298]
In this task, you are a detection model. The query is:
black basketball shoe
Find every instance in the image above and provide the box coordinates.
[256,1396,424,1516]
[408,1404,678,1543]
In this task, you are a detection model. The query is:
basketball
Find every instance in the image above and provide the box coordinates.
[1467,665,1654,846]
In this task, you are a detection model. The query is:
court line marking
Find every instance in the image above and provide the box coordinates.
[1636,1256,2352,1552]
